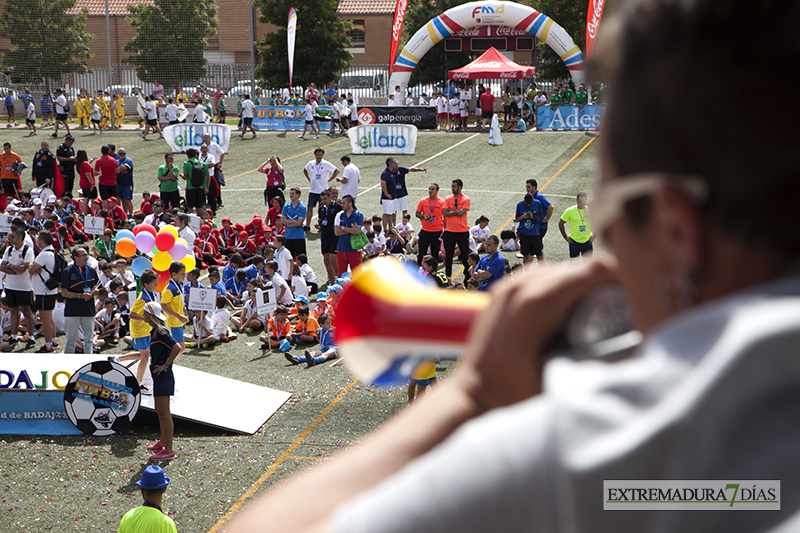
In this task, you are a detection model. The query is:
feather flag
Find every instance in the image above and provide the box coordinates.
[287,8,297,89]
[586,0,606,58]
[388,0,408,78]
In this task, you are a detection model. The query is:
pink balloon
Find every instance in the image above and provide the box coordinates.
[135,231,156,254]
[168,241,188,261]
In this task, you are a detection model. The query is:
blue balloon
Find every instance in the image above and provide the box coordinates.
[116,229,135,242]
[131,256,152,277]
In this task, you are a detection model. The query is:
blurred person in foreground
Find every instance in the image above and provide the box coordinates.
[227,1,800,532]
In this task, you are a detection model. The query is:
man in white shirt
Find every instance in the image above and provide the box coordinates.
[50,88,70,138]
[143,199,167,229]
[238,94,257,139]
[298,98,319,140]
[203,133,226,207]
[349,99,358,125]
[25,98,36,136]
[392,86,404,107]
[281,87,290,105]
[193,102,206,123]
[140,95,163,140]
[337,155,360,199]
[165,98,179,124]
[1,226,36,349]
[327,96,340,136]
[303,147,339,229]
[28,230,59,352]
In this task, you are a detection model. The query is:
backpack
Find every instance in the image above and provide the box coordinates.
[39,249,68,290]
[190,160,206,188]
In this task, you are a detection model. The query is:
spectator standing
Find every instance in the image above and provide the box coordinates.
[32,141,56,188]
[152,80,164,101]
[198,144,219,213]
[0,142,23,198]
[333,194,364,276]
[94,145,118,201]
[180,148,209,214]
[4,91,17,128]
[298,98,319,140]
[470,235,504,292]
[164,98,179,125]
[238,94,257,139]
[558,192,594,261]
[385,157,427,224]
[50,88,70,138]
[258,155,285,207]
[337,155,360,199]
[203,133,226,207]
[280,187,307,258]
[24,97,36,136]
[157,153,182,211]
[28,230,59,352]
[415,183,445,265]
[56,135,77,195]
[1,227,36,349]
[316,189,341,284]
[76,150,96,213]
[442,179,471,280]
[303,148,338,230]
[478,87,495,130]
[115,147,134,216]
[140,95,163,140]
[514,193,546,265]
[117,465,176,533]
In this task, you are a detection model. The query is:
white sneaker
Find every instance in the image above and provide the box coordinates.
[298,135,305,139]
[314,135,319,139]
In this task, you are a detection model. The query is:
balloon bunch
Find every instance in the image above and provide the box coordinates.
[115,224,196,291]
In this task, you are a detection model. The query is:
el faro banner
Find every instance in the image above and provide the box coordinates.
[162,124,231,153]
[348,124,417,155]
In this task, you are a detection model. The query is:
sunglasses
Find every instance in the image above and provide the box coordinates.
[590,173,707,237]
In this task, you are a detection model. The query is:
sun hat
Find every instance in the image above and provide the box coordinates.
[136,465,171,489]
[143,301,167,321]
[293,295,309,305]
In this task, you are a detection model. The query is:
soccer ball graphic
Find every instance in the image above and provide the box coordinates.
[284,108,296,120]
[63,361,141,436]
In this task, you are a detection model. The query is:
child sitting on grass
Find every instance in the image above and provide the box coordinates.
[284,313,337,367]
[186,295,234,348]
[231,279,266,333]
[261,305,291,349]
[290,305,319,346]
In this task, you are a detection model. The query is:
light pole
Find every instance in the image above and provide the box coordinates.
[249,0,256,98]
[105,0,115,118]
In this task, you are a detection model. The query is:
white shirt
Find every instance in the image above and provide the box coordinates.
[91,104,100,121]
[449,97,460,114]
[418,96,428,106]
[394,222,414,236]
[243,299,266,324]
[437,97,447,114]
[303,103,314,121]
[143,213,164,229]
[31,246,58,295]
[470,225,491,243]
[331,101,340,119]
[207,141,224,164]
[350,102,358,121]
[392,90,404,107]
[53,302,65,333]
[194,105,205,122]
[55,95,67,114]
[145,101,157,120]
[99,272,115,288]
[405,97,414,106]
[340,163,360,199]
[114,270,135,289]
[200,152,216,169]
[281,88,290,104]
[533,95,547,106]
[178,225,196,254]
[291,275,309,298]
[26,102,35,121]
[300,264,317,285]
[2,243,34,291]
[211,308,231,337]
[305,159,338,194]
[241,99,256,118]
[165,103,179,121]
[270,273,293,305]
[276,247,293,280]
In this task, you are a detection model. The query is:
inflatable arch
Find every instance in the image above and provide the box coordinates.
[389,1,585,93]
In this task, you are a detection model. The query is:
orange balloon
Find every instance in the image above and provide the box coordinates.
[156,279,169,292]
[115,238,136,258]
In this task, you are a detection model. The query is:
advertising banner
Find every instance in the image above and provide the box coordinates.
[163,123,231,153]
[356,106,437,129]
[256,288,278,316]
[348,124,417,155]
[250,106,333,131]
[389,0,409,77]
[586,0,606,58]
[0,391,81,435]
[536,104,603,131]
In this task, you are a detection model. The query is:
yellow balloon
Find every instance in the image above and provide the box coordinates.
[159,225,179,238]
[180,255,196,271]
[152,251,173,272]
[176,237,188,247]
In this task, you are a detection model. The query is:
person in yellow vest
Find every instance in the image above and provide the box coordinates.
[176,89,189,105]
[98,91,110,129]
[75,90,87,129]
[79,92,92,129]
[113,94,124,129]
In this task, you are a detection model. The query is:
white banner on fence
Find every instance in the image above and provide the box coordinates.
[188,287,217,312]
[188,214,202,234]
[163,124,231,154]
[256,288,277,316]
[347,124,417,155]
[84,216,105,236]
[0,214,12,233]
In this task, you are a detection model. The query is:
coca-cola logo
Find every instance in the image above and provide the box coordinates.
[358,108,376,125]
[392,0,407,41]
[469,61,502,70]
[499,72,518,79]
[452,72,469,79]
[587,0,605,39]
[494,26,526,36]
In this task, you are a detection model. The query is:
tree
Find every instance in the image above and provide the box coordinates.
[253,0,352,89]
[530,0,589,81]
[403,0,473,88]
[123,0,217,91]
[0,0,93,85]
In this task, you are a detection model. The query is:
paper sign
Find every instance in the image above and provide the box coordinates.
[256,288,277,316]
[188,287,216,312]
[188,214,201,234]
[0,214,11,232]
[127,290,138,306]
[84,216,105,236]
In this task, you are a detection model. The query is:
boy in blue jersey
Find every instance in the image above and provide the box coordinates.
[284,313,337,367]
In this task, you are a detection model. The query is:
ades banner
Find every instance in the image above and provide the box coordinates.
[348,124,417,155]
[251,105,333,131]
[357,106,437,129]
[536,104,603,131]
[163,123,231,153]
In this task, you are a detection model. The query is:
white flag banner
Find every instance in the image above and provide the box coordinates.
[0,214,12,233]
[287,8,297,88]
[348,124,417,155]
[188,287,217,312]
[162,124,231,154]
[256,288,278,316]
[84,216,105,236]
[488,114,503,146]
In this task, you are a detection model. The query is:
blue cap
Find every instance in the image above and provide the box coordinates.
[293,295,309,305]
[136,465,171,489]
[341,272,351,279]
[316,292,327,301]
[327,284,343,294]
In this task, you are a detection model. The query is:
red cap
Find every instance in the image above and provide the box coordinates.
[239,230,248,239]
[221,217,231,223]
[109,196,118,204]
[200,224,210,233]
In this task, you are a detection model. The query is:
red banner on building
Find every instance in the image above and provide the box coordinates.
[389,0,408,78]
[586,0,606,58]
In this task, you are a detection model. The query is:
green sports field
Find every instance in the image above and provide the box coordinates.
[0,125,598,532]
